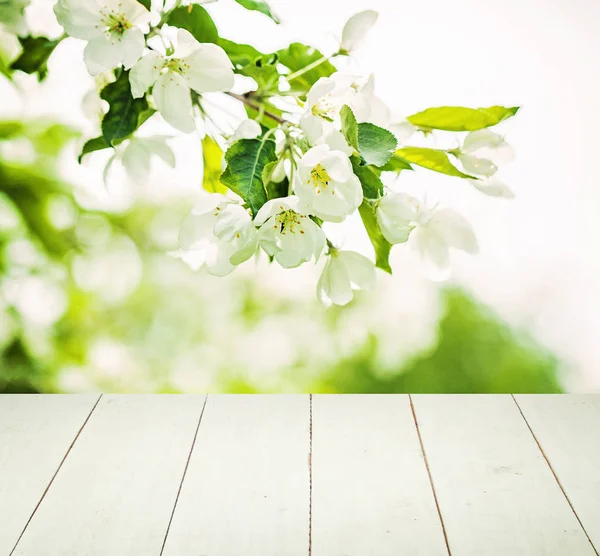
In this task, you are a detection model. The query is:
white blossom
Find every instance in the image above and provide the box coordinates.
[229,119,261,144]
[176,194,257,276]
[54,0,151,76]
[317,249,376,306]
[255,196,325,268]
[130,29,234,133]
[339,10,378,54]
[389,118,417,144]
[376,192,420,244]
[457,129,514,177]
[468,177,515,198]
[120,135,175,183]
[294,144,362,223]
[411,204,479,278]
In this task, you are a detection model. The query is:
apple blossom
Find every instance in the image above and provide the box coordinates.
[339,10,379,55]
[229,119,261,144]
[468,177,515,199]
[130,29,234,132]
[317,250,376,306]
[376,192,420,244]
[54,0,151,76]
[177,194,257,276]
[456,129,514,177]
[294,144,362,223]
[255,196,326,268]
[410,204,479,278]
[120,136,175,183]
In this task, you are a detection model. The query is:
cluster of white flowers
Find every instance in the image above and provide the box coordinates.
[7,2,517,307]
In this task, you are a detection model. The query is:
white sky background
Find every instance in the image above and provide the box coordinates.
[3,0,600,390]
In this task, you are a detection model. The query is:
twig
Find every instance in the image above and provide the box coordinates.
[225,92,286,125]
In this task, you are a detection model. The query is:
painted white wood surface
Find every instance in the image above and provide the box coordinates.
[162,395,310,556]
[13,395,205,556]
[0,395,99,555]
[311,395,448,556]
[515,395,600,552]
[412,395,596,556]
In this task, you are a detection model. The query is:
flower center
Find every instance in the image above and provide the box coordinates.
[308,164,331,195]
[101,10,132,37]
[274,209,307,235]
[311,96,337,121]
[165,58,190,75]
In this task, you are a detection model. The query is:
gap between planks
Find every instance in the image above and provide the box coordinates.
[159,395,209,556]
[408,394,452,556]
[511,395,600,556]
[9,394,103,556]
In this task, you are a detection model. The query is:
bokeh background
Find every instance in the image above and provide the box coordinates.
[1,0,598,393]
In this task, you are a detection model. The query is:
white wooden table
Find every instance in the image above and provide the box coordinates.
[0,395,599,556]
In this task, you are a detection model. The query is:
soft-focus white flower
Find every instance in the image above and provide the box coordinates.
[457,129,514,177]
[468,177,515,198]
[339,10,378,54]
[120,135,175,183]
[54,0,151,76]
[294,144,362,223]
[376,192,420,244]
[176,194,257,276]
[317,249,376,306]
[130,29,234,132]
[411,204,479,279]
[229,119,261,144]
[255,196,325,268]
[389,118,417,144]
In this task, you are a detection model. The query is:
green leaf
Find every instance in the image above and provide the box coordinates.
[276,43,336,93]
[220,137,277,216]
[201,136,228,194]
[357,123,397,167]
[233,0,280,23]
[243,99,284,129]
[358,201,392,274]
[380,154,413,173]
[350,156,382,200]
[10,36,60,80]
[340,105,358,151]
[78,136,110,163]
[167,5,219,44]
[407,106,520,132]
[239,53,280,93]
[136,0,151,9]
[395,147,476,179]
[341,106,397,167]
[218,38,262,68]
[100,70,154,146]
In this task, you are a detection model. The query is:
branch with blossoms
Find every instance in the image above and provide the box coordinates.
[3,0,519,306]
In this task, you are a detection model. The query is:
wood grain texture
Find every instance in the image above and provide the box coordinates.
[515,395,600,552]
[311,395,449,556]
[12,395,205,556]
[162,395,310,556]
[412,394,596,556]
[0,394,99,554]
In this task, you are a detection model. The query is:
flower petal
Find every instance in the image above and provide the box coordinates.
[317,256,353,306]
[152,71,195,133]
[338,250,376,290]
[458,153,497,177]
[129,51,163,98]
[184,43,235,93]
[469,177,515,199]
[340,10,379,53]
[429,208,479,254]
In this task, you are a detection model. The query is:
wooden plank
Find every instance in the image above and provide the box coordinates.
[412,394,596,556]
[13,395,205,556]
[515,395,600,552]
[0,395,99,554]
[311,395,448,556]
[162,395,309,556]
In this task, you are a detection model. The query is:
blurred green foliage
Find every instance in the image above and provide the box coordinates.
[0,119,565,394]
